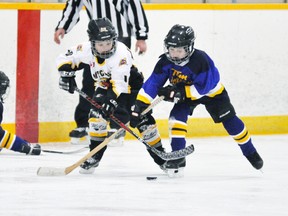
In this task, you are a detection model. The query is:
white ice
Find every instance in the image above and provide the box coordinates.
[1,135,287,216]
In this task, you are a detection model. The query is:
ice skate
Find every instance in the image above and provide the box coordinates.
[79,157,100,174]
[20,143,41,155]
[165,158,186,178]
[69,127,88,145]
[245,151,263,170]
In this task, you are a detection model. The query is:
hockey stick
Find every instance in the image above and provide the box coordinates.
[74,87,194,161]
[37,96,164,176]
[42,147,88,155]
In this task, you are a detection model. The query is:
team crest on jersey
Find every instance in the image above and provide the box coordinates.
[170,68,192,85]
[76,44,83,51]
[92,69,110,80]
[119,58,127,66]
[65,49,73,56]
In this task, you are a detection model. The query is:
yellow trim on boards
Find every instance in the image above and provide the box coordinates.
[1,115,286,143]
[1,3,288,10]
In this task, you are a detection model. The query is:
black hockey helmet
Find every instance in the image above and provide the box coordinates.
[164,24,195,65]
[87,18,118,59]
[0,71,10,102]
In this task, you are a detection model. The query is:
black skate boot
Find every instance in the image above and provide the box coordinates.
[79,140,107,174]
[245,151,263,170]
[79,156,100,174]
[69,127,88,144]
[164,158,186,178]
[20,143,41,155]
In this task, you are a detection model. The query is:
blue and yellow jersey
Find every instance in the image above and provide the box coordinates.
[137,49,225,104]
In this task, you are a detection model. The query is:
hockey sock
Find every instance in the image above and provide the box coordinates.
[222,116,256,156]
[89,140,107,160]
[171,137,186,151]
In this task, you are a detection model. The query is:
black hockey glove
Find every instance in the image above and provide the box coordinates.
[158,85,185,103]
[130,100,149,128]
[101,91,118,117]
[59,71,77,94]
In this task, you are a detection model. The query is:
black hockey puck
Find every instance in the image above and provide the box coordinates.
[146,176,157,180]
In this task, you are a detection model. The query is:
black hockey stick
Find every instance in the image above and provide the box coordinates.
[42,147,88,154]
[37,95,164,176]
[74,87,194,160]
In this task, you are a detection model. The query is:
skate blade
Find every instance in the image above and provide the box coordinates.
[37,167,66,176]
[71,136,89,145]
[167,168,184,178]
[79,167,96,174]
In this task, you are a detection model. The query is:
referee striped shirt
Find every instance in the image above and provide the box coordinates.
[56,0,149,40]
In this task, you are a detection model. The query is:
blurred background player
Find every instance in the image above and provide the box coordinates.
[56,18,151,174]
[130,24,263,178]
[54,0,149,146]
[0,71,41,155]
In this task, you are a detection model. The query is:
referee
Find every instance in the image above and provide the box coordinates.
[54,0,149,145]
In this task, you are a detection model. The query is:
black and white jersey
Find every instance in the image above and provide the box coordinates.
[56,41,133,96]
[56,0,149,40]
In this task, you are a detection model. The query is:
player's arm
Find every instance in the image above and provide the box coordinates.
[55,0,84,35]
[56,44,89,94]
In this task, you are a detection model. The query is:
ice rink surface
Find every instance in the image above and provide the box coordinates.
[1,134,287,216]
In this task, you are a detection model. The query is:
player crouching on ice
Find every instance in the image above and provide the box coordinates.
[130,24,263,178]
[0,71,41,155]
[56,18,166,174]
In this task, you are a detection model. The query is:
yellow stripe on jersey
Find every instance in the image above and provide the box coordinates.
[57,61,74,70]
[207,83,225,98]
[136,94,151,105]
[232,127,251,145]
[109,80,119,97]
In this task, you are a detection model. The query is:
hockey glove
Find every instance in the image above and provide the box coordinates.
[101,91,118,117]
[59,71,77,94]
[130,100,149,128]
[158,85,185,103]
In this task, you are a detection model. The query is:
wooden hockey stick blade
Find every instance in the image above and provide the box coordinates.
[37,128,124,176]
[42,147,88,155]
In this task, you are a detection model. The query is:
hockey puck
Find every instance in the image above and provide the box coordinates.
[146,176,157,180]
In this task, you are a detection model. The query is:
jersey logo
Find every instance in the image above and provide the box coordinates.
[92,69,110,80]
[65,49,73,56]
[170,68,187,85]
[76,44,83,51]
[119,58,127,66]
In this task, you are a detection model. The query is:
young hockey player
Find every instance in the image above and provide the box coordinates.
[54,0,149,146]
[56,18,160,174]
[130,24,264,177]
[0,71,41,155]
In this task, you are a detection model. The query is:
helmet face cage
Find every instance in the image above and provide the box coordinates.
[164,24,195,65]
[87,18,118,59]
[91,39,117,59]
[0,71,10,102]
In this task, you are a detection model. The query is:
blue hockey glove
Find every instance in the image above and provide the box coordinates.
[59,71,77,94]
[130,100,149,128]
[158,85,185,103]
